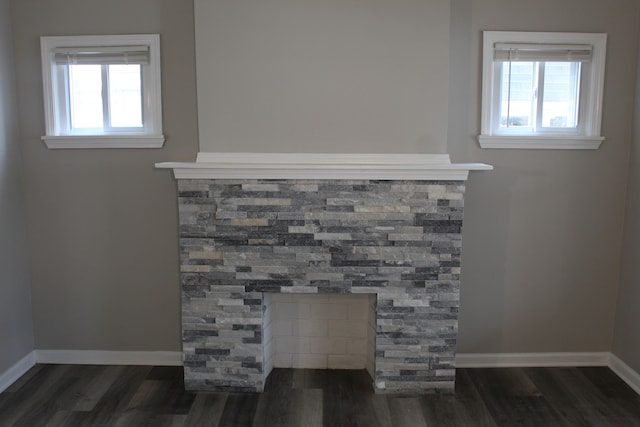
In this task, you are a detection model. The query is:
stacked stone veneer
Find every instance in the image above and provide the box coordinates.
[178,179,465,393]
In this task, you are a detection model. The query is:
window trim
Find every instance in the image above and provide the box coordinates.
[479,31,607,150]
[40,34,165,149]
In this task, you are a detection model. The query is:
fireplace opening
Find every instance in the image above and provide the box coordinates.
[263,293,377,384]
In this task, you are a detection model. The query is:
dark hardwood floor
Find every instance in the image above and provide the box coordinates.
[0,364,639,426]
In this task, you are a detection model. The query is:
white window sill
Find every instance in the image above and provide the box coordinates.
[478,135,604,150]
[42,134,165,149]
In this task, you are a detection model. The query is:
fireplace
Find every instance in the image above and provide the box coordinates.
[157,153,491,393]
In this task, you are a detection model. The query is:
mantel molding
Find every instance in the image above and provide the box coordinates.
[155,152,493,181]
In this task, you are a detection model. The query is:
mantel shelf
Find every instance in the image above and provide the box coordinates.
[156,152,493,181]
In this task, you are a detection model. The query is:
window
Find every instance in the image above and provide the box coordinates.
[40,34,164,149]
[479,31,607,149]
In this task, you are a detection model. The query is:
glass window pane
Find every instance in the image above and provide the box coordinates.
[108,64,142,128]
[69,65,103,129]
[500,62,536,128]
[541,62,580,128]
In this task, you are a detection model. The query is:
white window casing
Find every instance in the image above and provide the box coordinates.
[479,31,607,150]
[40,34,164,149]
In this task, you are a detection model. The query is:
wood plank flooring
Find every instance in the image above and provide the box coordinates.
[0,364,639,426]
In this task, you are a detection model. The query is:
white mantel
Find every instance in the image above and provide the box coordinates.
[155,153,493,181]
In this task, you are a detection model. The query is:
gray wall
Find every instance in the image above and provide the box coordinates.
[7,0,640,361]
[193,0,640,355]
[449,0,638,354]
[0,0,35,372]
[10,0,199,351]
[194,0,450,154]
[613,32,640,373]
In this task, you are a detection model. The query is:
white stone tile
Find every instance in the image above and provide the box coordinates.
[270,294,293,303]
[328,355,366,369]
[292,354,327,369]
[327,319,367,338]
[347,338,368,355]
[275,336,301,354]
[302,337,347,355]
[309,302,347,320]
[366,359,375,379]
[293,319,328,337]
[272,319,293,336]
[296,294,336,304]
[347,300,369,320]
[273,353,292,368]
[264,358,274,378]
[272,302,311,320]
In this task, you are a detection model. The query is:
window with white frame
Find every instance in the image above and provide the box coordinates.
[40,34,164,149]
[479,31,607,149]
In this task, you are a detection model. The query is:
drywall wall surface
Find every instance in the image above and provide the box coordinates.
[10,0,199,351]
[194,0,450,154]
[613,30,640,373]
[448,0,640,353]
[9,0,640,359]
[0,0,35,372]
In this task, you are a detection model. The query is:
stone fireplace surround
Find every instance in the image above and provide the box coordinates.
[157,153,491,394]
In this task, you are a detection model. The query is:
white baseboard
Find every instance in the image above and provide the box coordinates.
[4,350,639,398]
[35,350,182,366]
[609,353,640,395]
[457,352,640,396]
[0,351,37,394]
[455,352,611,368]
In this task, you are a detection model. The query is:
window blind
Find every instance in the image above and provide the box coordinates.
[493,43,593,62]
[53,45,150,65]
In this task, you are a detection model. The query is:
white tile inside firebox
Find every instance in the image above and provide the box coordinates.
[347,301,370,320]
[293,319,328,337]
[309,302,347,320]
[292,354,327,369]
[328,355,365,369]
[272,320,292,336]
[328,318,368,338]
[347,338,368,355]
[267,294,371,369]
